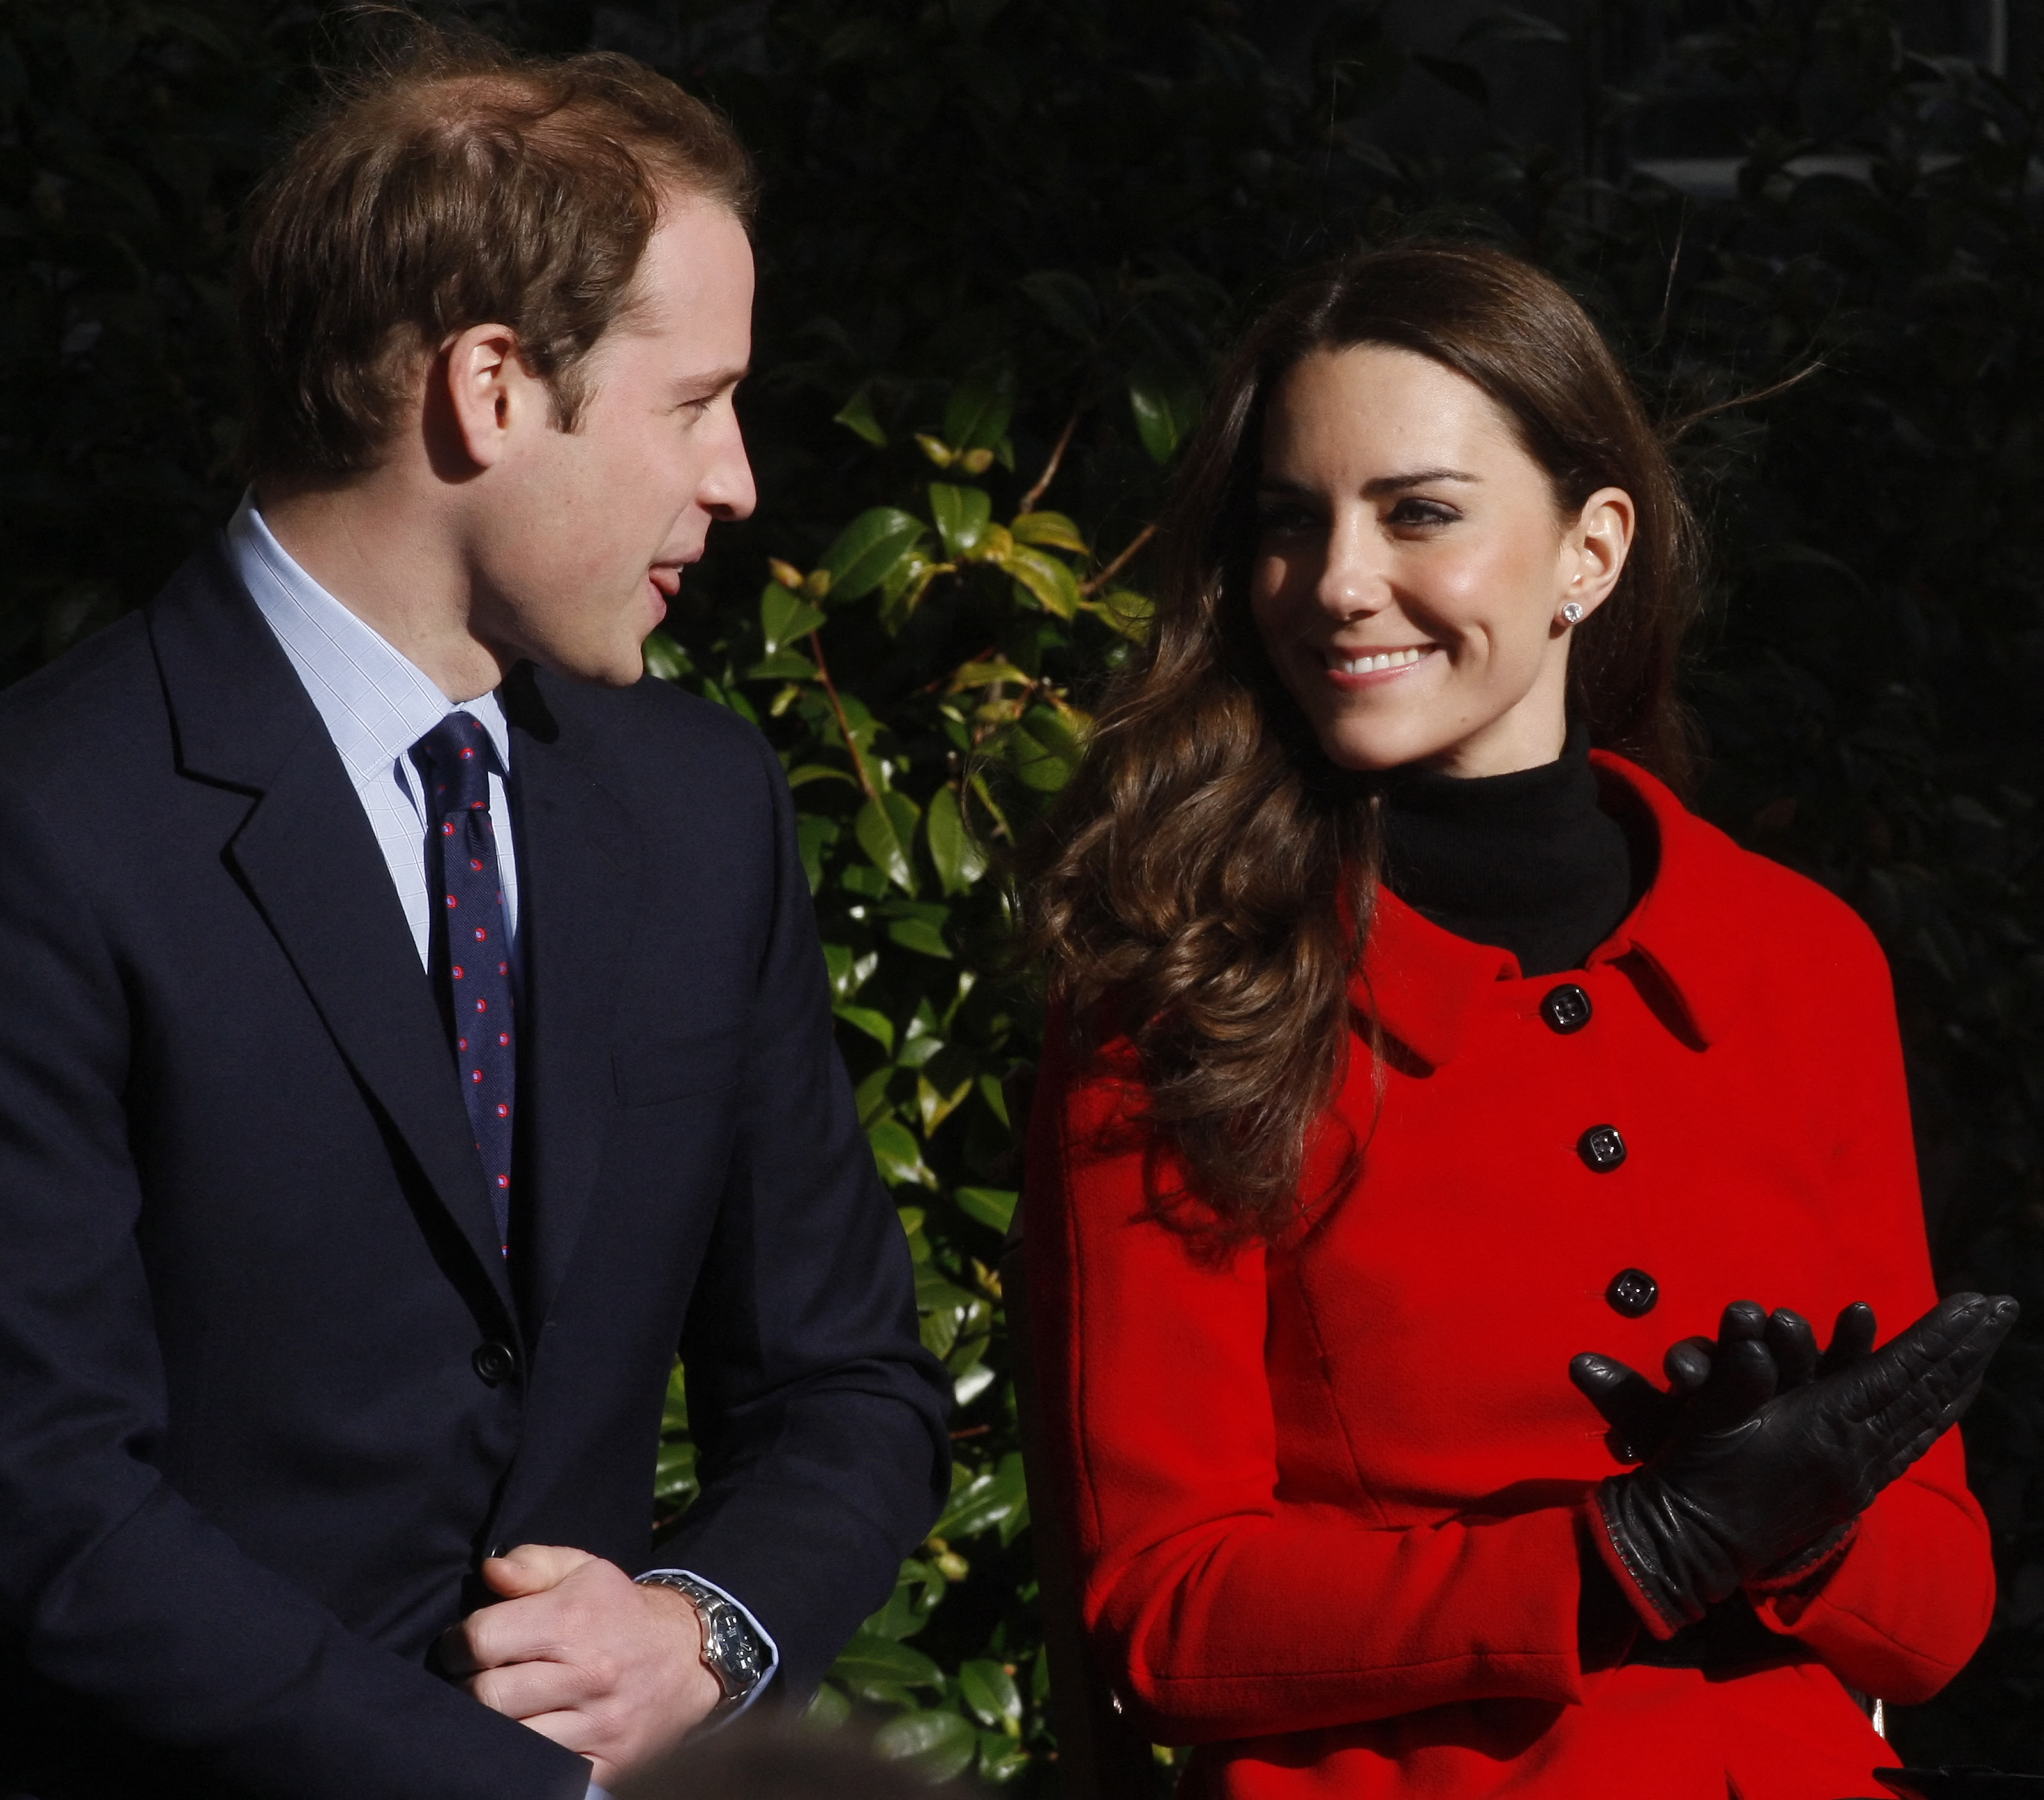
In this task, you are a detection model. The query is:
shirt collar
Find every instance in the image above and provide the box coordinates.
[1354,751,1742,1067]
[226,491,511,786]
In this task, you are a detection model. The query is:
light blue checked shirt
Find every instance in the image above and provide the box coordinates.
[226,498,777,1775]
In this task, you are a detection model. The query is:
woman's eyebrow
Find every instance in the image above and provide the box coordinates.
[1361,467,1479,496]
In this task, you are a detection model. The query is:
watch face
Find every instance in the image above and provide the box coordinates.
[709,1609,766,1687]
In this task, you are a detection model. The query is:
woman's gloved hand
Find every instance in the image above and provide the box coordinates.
[1574,1292,2018,1636]
[1572,1298,1878,1464]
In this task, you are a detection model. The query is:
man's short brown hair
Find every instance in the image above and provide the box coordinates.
[238,27,757,479]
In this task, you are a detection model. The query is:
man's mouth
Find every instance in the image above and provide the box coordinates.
[648,566,683,600]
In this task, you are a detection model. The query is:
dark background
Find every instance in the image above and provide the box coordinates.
[4,0,2041,1784]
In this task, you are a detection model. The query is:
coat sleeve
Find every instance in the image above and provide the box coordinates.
[1024,1030,1601,1745]
[0,779,592,1800]
[1743,905,1995,1703]
[656,730,952,1696]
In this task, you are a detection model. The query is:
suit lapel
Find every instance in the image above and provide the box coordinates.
[150,542,517,1324]
[504,671,640,1324]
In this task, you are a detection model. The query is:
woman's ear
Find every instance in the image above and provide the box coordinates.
[1560,487,1636,623]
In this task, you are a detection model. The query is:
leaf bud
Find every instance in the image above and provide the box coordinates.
[958,446,995,474]
[768,558,806,591]
[916,433,955,467]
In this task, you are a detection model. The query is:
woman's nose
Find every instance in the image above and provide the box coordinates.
[1314,517,1385,618]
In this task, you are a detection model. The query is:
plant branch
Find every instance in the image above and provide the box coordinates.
[809,629,878,801]
[1080,521,1157,596]
[1019,401,1085,514]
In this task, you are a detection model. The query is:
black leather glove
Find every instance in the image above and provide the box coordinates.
[1583,1291,2018,1635]
[1572,1298,1878,1464]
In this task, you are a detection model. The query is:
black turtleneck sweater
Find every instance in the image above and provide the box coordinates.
[1377,722,1637,978]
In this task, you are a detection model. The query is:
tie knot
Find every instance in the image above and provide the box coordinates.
[413,711,497,816]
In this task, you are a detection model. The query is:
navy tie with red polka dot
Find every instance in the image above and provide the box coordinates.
[413,712,515,1258]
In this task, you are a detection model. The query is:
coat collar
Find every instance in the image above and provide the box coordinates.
[1355,751,1746,1068]
[149,541,524,1326]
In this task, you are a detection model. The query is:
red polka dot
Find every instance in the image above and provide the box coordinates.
[470,1069,483,1083]
[452,965,464,980]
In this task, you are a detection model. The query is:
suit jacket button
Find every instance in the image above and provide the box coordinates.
[1578,1124,1627,1172]
[1606,1268,1659,1317]
[1541,983,1593,1033]
[472,1341,517,1385]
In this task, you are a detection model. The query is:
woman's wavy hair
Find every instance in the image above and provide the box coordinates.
[1022,240,1702,1235]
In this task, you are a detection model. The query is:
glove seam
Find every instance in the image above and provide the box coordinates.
[1590,1484,1687,1641]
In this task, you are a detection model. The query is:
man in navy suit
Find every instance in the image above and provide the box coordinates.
[0,32,947,1799]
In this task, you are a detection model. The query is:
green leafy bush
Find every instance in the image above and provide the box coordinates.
[4,0,2043,1784]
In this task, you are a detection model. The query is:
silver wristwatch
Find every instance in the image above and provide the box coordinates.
[635,1572,769,1719]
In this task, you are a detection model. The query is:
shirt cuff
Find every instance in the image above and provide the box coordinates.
[637,1567,780,1731]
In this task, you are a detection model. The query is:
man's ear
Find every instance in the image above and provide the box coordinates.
[1560,485,1636,622]
[437,323,538,473]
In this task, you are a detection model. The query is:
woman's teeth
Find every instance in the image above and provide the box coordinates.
[1328,647,1428,674]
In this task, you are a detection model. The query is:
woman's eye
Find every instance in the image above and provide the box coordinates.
[1257,506,1321,536]
[1388,498,1458,528]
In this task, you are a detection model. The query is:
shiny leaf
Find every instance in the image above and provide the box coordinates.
[869,1117,934,1188]
[1010,509,1088,553]
[959,1658,1023,1728]
[925,785,988,895]
[760,581,828,653]
[820,507,926,601]
[856,792,922,895]
[1003,544,1082,619]
[889,915,952,959]
[833,1004,895,1054]
[930,482,993,557]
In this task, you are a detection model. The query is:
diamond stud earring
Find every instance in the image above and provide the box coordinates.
[1560,602,1585,626]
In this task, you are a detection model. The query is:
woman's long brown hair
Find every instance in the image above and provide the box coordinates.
[1022,241,1703,1235]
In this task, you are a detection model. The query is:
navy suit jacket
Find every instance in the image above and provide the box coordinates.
[0,541,949,1798]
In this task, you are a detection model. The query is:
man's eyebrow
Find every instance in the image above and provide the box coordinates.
[670,364,751,398]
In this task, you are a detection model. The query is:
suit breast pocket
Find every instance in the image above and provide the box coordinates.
[613,1027,745,1108]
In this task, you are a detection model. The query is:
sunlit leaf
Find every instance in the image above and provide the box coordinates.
[640,631,691,681]
[930,482,993,557]
[869,1117,935,1188]
[979,1729,1032,1783]
[948,659,1032,691]
[1089,587,1154,642]
[933,1454,1029,1540]
[1010,509,1088,553]
[760,580,829,653]
[821,507,927,600]
[833,1003,895,1054]
[833,382,888,446]
[925,784,988,895]
[856,791,922,894]
[1004,544,1082,619]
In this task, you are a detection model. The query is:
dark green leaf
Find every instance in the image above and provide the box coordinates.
[833,1004,895,1054]
[831,1630,943,1688]
[874,1708,977,1780]
[955,1186,1017,1233]
[943,372,1015,451]
[1017,268,1099,341]
[869,1117,934,1188]
[821,508,927,601]
[1414,52,1489,110]
[959,1658,1022,1728]
[933,1455,1029,1541]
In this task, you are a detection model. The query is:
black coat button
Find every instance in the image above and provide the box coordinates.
[1578,1124,1627,1172]
[472,1341,517,1385]
[1606,1268,1659,1317]
[1541,983,1593,1033]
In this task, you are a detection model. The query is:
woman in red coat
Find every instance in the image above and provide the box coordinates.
[1020,242,2016,1799]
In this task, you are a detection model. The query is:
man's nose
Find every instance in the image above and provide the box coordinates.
[703,416,757,523]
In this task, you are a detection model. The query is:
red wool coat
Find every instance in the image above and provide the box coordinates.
[1024,752,1993,1800]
